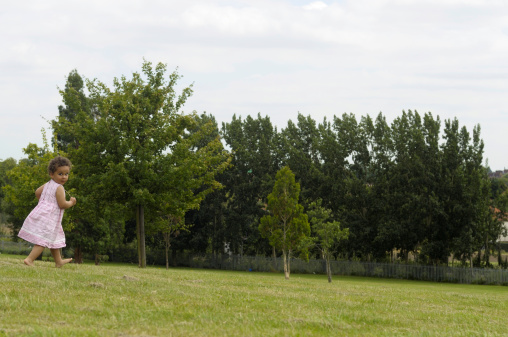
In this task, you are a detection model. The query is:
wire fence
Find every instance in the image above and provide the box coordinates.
[0,239,53,258]
[174,253,508,286]
[0,239,32,255]
[2,239,507,285]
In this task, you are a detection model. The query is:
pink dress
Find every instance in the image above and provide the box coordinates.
[18,179,66,249]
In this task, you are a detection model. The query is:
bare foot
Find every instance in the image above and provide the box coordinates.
[24,258,35,267]
[56,258,73,268]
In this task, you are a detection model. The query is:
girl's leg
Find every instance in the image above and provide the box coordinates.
[24,245,45,266]
[50,249,73,268]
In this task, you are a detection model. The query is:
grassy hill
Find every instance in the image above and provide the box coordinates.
[1,254,507,336]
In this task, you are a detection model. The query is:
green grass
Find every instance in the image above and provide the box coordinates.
[1,254,507,336]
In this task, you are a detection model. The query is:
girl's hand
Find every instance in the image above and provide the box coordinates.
[70,197,77,206]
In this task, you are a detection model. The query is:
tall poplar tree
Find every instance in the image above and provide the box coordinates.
[221,114,279,255]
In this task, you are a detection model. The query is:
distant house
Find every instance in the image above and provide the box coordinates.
[500,224,508,242]
[494,208,508,242]
[489,169,508,179]
[500,222,508,243]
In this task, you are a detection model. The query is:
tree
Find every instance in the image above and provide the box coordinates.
[54,60,229,267]
[151,113,231,268]
[307,199,349,282]
[279,114,323,203]
[0,157,17,224]
[183,114,233,256]
[339,114,377,260]
[441,120,491,267]
[51,69,123,264]
[259,166,310,279]
[367,113,394,260]
[417,112,444,264]
[220,114,279,255]
[52,69,92,152]
[384,111,427,261]
[156,212,190,269]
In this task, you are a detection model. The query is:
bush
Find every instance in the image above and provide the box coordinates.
[350,262,366,276]
[373,267,384,277]
[471,274,487,285]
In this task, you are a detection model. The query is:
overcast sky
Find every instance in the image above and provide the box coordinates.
[1,0,507,170]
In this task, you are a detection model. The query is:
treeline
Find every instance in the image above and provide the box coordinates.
[1,62,507,268]
[188,111,508,267]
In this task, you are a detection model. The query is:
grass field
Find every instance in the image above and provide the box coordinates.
[1,254,507,337]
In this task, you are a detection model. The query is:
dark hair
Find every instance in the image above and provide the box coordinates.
[48,156,72,174]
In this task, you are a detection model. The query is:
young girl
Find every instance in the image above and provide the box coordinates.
[18,156,77,267]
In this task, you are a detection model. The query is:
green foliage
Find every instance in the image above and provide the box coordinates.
[0,157,16,201]
[51,69,125,263]
[308,199,349,255]
[219,113,279,255]
[308,199,349,282]
[52,61,230,266]
[150,113,231,267]
[5,64,498,268]
[0,157,17,224]
[259,166,310,278]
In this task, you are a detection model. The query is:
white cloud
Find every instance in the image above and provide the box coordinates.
[0,0,507,168]
[303,1,328,10]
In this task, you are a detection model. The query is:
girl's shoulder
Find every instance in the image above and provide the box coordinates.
[47,179,64,193]
[48,179,63,187]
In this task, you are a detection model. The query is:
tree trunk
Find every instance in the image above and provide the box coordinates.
[484,237,490,266]
[165,246,169,270]
[326,255,332,283]
[136,205,146,268]
[163,232,171,270]
[283,250,289,279]
[272,246,277,270]
[288,251,291,279]
[74,246,83,264]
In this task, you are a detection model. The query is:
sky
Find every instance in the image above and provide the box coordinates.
[1,0,507,170]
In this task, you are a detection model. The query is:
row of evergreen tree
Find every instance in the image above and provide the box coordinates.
[1,63,507,267]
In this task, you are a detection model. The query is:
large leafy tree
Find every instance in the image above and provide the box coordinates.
[259,166,310,279]
[55,60,229,267]
[52,69,123,264]
[183,114,232,256]
[150,113,231,268]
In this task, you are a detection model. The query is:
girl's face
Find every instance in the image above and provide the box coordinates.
[50,166,70,185]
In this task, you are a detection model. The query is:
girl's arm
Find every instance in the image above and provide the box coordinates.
[55,185,77,209]
[35,185,45,200]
